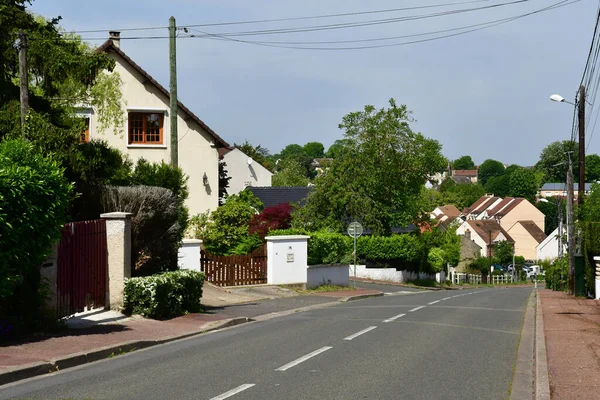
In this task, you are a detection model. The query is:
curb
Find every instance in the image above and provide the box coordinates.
[339,292,384,302]
[510,290,535,400]
[535,292,551,399]
[0,317,249,386]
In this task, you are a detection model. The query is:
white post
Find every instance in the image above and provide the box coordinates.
[594,256,600,299]
[101,212,133,310]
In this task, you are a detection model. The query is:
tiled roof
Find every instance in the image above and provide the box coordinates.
[465,219,514,244]
[97,40,229,148]
[453,170,478,177]
[218,147,233,158]
[439,205,461,218]
[245,186,312,209]
[471,197,501,215]
[451,176,472,185]
[494,198,523,217]
[517,221,547,244]
[463,195,493,214]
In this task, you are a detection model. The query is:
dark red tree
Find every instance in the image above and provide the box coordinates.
[248,203,293,238]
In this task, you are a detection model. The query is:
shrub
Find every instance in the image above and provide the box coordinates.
[123,270,205,319]
[0,139,72,335]
[229,234,263,255]
[187,211,210,239]
[248,203,293,239]
[357,234,421,266]
[101,185,184,276]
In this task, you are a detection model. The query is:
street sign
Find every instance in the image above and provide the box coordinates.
[347,222,363,238]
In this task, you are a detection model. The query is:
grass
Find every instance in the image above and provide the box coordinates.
[295,284,355,294]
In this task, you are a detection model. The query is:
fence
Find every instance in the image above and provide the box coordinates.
[56,219,107,318]
[451,272,515,285]
[200,244,267,286]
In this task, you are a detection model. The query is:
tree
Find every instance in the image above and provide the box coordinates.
[325,139,351,158]
[586,154,600,182]
[535,140,579,183]
[536,197,562,235]
[478,159,505,186]
[303,142,325,159]
[248,203,293,239]
[484,175,510,197]
[452,155,476,170]
[272,158,310,187]
[293,99,446,234]
[279,144,305,160]
[508,167,538,201]
[493,241,514,264]
[218,158,231,206]
[581,183,600,222]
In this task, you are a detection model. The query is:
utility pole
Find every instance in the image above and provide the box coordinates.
[578,84,586,205]
[566,153,575,295]
[169,16,178,167]
[18,30,28,136]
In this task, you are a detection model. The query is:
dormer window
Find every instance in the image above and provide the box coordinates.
[128,112,163,145]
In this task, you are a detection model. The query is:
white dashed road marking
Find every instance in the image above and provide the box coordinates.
[344,326,378,340]
[210,384,256,400]
[442,297,452,300]
[383,313,406,323]
[428,300,440,305]
[276,347,333,371]
[409,306,426,312]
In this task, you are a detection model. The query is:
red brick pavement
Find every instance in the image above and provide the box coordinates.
[540,289,600,399]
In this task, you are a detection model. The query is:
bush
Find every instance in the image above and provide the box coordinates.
[101,185,184,276]
[357,234,420,267]
[0,139,72,336]
[248,203,293,239]
[123,270,205,319]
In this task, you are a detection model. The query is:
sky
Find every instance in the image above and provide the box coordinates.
[31,0,599,166]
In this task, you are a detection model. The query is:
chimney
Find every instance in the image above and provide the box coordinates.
[465,228,471,240]
[109,31,121,49]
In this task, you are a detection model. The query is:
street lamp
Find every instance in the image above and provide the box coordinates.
[550,94,576,106]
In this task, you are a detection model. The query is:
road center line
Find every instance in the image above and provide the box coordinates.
[210,384,256,400]
[442,297,452,300]
[428,300,440,305]
[409,306,426,312]
[344,326,378,339]
[383,313,406,323]
[275,346,333,371]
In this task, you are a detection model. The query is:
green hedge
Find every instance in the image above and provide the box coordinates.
[123,270,205,319]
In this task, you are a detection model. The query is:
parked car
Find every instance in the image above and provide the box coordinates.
[526,265,544,279]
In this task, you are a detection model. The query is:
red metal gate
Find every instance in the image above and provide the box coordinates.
[56,219,107,318]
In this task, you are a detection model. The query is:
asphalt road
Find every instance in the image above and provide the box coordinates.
[1,287,533,400]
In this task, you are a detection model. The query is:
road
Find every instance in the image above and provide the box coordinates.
[1,287,532,400]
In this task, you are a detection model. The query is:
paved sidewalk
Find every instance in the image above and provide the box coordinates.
[539,289,600,399]
[0,288,382,385]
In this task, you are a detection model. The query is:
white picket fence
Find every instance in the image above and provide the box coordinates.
[450,271,514,285]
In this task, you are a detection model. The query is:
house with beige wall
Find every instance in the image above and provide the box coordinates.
[83,32,229,216]
[456,219,514,258]
[506,221,547,260]
[219,147,273,195]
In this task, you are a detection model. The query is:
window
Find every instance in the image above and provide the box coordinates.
[80,117,90,143]
[128,112,164,145]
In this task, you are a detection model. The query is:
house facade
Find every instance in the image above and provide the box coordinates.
[538,182,592,199]
[87,33,229,216]
[506,221,547,260]
[456,219,514,258]
[219,148,273,196]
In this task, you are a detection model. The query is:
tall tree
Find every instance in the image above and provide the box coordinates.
[293,99,446,234]
[218,158,231,205]
[586,154,600,182]
[272,158,310,187]
[303,142,325,159]
[452,155,476,170]
[484,175,510,197]
[535,140,579,183]
[508,167,538,201]
[478,159,505,186]
[325,139,351,158]
[279,144,305,160]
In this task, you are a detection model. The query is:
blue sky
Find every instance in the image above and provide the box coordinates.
[32,0,597,165]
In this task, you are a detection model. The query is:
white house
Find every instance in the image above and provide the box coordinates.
[456,219,514,258]
[85,32,229,216]
[537,227,565,261]
[219,147,273,195]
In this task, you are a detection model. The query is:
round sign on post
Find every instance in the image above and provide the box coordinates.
[347,222,363,238]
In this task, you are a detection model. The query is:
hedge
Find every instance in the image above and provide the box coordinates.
[123,270,205,319]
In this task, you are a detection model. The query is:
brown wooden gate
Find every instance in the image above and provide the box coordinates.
[56,219,107,318]
[200,244,267,286]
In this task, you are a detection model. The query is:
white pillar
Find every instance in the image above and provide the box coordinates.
[594,256,600,300]
[101,212,132,310]
[265,235,310,285]
[178,239,202,271]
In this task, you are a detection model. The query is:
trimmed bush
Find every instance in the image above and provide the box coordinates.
[101,185,183,276]
[123,270,205,319]
[0,139,72,336]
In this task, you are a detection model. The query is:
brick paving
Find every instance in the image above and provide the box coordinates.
[539,289,600,399]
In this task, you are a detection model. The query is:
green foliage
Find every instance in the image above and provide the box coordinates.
[580,221,600,297]
[325,139,351,158]
[102,186,183,276]
[484,175,510,197]
[123,270,205,319]
[294,99,446,234]
[279,144,305,160]
[308,231,353,265]
[218,158,231,206]
[493,241,514,264]
[426,180,486,211]
[229,234,263,255]
[187,211,211,240]
[536,197,563,235]
[0,139,72,335]
[427,247,445,273]
[535,140,579,183]
[581,183,600,222]
[452,155,476,170]
[478,159,505,186]
[508,167,538,201]
[272,158,310,187]
[544,257,568,291]
[202,192,261,255]
[467,257,491,274]
[303,142,325,159]
[586,154,600,182]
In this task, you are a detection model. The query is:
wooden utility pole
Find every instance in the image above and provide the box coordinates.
[18,30,29,136]
[566,153,575,295]
[578,84,586,205]
[169,16,178,167]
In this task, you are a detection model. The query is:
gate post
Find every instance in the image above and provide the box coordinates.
[101,212,133,310]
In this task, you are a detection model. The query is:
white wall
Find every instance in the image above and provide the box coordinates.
[178,239,202,271]
[90,52,221,216]
[456,221,488,257]
[537,227,561,261]
[265,235,309,285]
[307,265,349,288]
[223,148,273,195]
[354,265,445,283]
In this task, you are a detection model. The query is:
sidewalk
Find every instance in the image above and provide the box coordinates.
[0,287,382,385]
[539,289,600,399]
